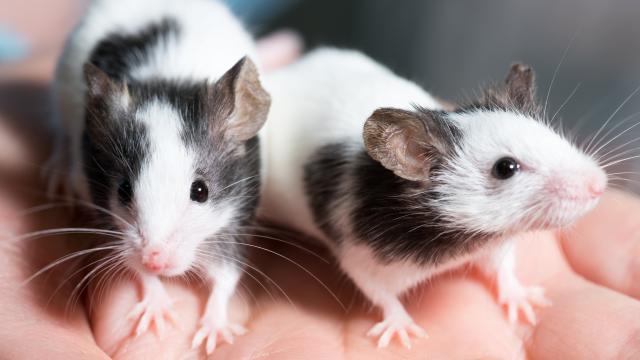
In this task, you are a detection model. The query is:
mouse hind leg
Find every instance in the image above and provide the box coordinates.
[339,243,429,349]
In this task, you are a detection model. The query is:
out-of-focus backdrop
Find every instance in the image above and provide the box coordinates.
[1,0,639,192]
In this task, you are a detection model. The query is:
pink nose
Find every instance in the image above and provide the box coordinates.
[586,176,605,198]
[142,250,167,273]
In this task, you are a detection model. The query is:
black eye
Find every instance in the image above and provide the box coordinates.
[492,157,520,180]
[190,180,209,203]
[118,179,133,204]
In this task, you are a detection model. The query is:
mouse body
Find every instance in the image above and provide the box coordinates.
[49,0,270,353]
[260,48,606,348]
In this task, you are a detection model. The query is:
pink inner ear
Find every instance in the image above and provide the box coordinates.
[389,129,428,180]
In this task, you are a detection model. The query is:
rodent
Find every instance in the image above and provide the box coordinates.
[47,0,270,354]
[260,48,606,348]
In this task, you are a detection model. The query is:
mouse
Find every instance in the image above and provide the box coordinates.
[47,0,270,354]
[259,48,606,348]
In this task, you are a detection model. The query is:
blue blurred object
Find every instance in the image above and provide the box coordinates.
[224,0,299,25]
[0,26,28,62]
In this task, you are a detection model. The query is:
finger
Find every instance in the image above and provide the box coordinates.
[528,280,640,360]
[561,190,640,298]
[516,231,640,359]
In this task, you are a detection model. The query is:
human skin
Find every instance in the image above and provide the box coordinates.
[1,54,639,360]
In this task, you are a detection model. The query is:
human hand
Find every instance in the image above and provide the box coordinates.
[1,54,639,360]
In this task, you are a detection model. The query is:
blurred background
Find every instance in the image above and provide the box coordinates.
[1,0,639,192]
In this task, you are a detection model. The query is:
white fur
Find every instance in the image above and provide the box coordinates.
[437,110,606,234]
[52,0,258,199]
[114,101,236,276]
[51,0,259,344]
[259,48,441,243]
[259,48,605,345]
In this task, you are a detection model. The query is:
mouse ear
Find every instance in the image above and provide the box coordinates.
[84,63,129,104]
[504,63,537,114]
[363,108,452,182]
[213,56,271,141]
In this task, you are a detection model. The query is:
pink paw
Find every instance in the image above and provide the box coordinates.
[191,318,247,354]
[127,295,177,337]
[366,315,427,349]
[499,285,551,325]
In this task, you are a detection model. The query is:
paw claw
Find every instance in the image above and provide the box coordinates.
[128,296,174,337]
[192,319,246,355]
[500,285,551,325]
[367,316,426,349]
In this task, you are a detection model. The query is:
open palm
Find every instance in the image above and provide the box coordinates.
[1,56,639,360]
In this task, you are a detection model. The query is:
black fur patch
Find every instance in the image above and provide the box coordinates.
[88,18,180,81]
[305,138,494,266]
[304,142,352,241]
[348,149,492,265]
[82,92,150,219]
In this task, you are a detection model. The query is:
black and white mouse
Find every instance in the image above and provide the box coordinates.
[260,48,606,348]
[48,0,270,354]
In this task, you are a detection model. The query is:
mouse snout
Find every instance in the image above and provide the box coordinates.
[586,174,606,198]
[547,168,607,201]
[141,247,171,274]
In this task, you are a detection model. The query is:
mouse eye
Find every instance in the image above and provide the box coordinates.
[492,157,520,180]
[190,180,209,203]
[118,179,133,204]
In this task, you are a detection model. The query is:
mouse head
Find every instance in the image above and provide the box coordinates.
[83,57,270,276]
[364,64,606,237]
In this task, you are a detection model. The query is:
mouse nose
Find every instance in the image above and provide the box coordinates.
[586,173,606,198]
[142,249,168,273]
[587,181,604,197]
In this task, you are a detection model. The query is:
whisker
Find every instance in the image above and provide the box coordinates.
[550,82,581,125]
[196,251,292,308]
[599,147,640,165]
[205,239,346,312]
[218,175,260,193]
[66,255,126,315]
[21,245,122,286]
[9,227,125,243]
[591,117,640,158]
[215,233,330,264]
[595,132,640,161]
[543,32,576,122]
[16,202,69,217]
[601,154,640,169]
[585,85,640,154]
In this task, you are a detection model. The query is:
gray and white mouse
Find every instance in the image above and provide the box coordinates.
[260,48,606,348]
[48,0,270,353]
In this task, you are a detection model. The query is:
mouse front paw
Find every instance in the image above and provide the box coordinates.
[499,284,551,325]
[191,317,247,354]
[366,313,427,349]
[127,292,177,337]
